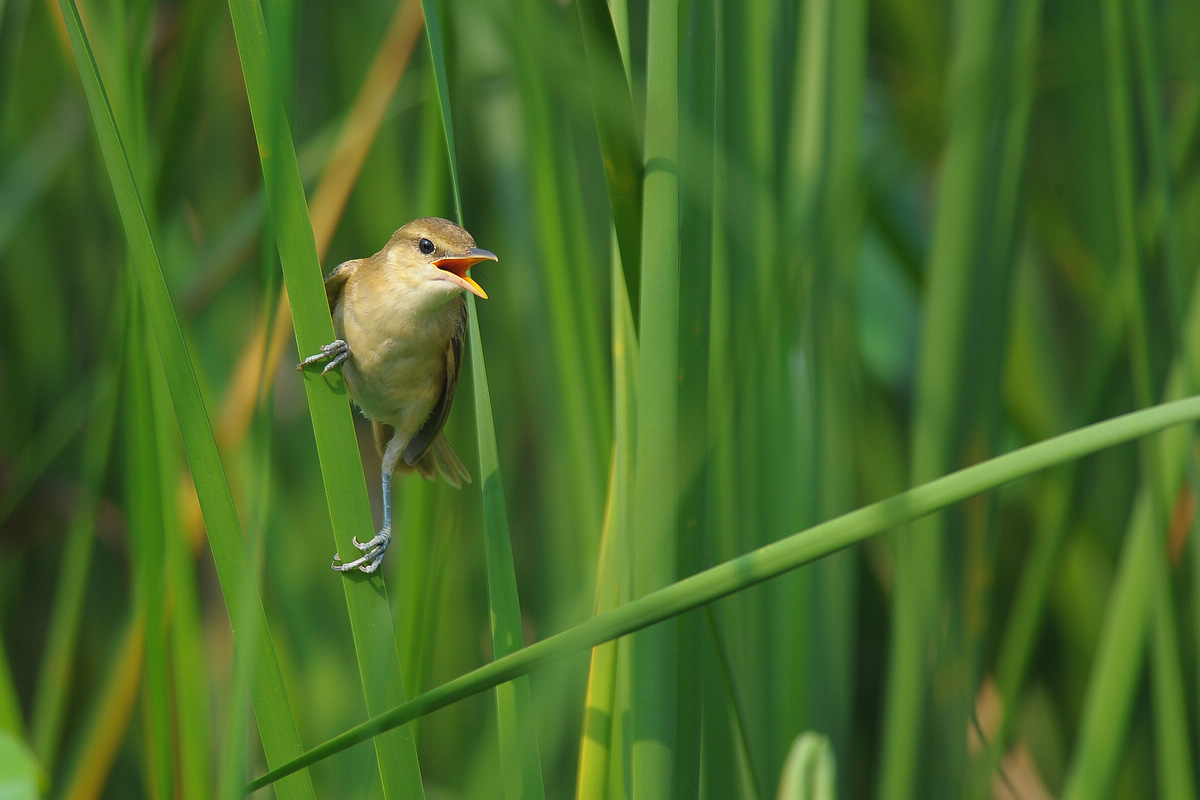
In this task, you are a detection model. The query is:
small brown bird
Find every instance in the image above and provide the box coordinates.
[298,217,496,573]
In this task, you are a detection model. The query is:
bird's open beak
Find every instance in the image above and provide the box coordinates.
[433,247,497,299]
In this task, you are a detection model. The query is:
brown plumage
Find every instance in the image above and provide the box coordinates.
[298,217,496,572]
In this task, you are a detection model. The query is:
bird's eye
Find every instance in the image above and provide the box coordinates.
[418,238,436,255]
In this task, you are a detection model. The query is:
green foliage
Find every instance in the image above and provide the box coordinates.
[2,0,1200,797]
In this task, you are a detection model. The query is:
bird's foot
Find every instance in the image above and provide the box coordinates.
[331,527,391,574]
[297,339,351,374]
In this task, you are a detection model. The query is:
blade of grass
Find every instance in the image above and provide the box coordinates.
[249,392,1200,792]
[1062,289,1200,799]
[1148,537,1194,800]
[469,297,548,800]
[1107,0,1193,793]
[879,0,1006,793]
[0,96,85,259]
[704,608,764,800]
[701,7,754,795]
[0,379,92,528]
[0,640,21,738]
[775,733,837,800]
[576,237,639,800]
[573,0,643,320]
[126,308,173,800]
[59,615,143,800]
[786,0,868,762]
[178,0,425,552]
[29,289,123,772]
[720,0,793,779]
[631,0,681,793]
[505,0,610,575]
[575,482,622,800]
[1059,0,1197,788]
[226,0,429,794]
[422,1,547,794]
[166,493,215,800]
[1058,490,1157,800]
[56,1,315,795]
[147,326,217,800]
[675,0,717,790]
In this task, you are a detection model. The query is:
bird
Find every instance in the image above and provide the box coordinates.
[297,217,496,573]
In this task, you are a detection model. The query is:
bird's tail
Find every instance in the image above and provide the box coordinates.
[422,433,471,488]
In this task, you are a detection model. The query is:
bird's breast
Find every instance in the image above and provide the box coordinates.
[336,290,461,438]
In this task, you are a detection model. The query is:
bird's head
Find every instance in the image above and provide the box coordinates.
[384,217,496,301]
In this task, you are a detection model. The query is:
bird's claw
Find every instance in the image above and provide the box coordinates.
[331,527,391,573]
[297,339,351,374]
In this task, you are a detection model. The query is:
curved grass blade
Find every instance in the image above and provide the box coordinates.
[224,0,424,795]
[775,733,837,800]
[247,393,1200,792]
[421,2,547,795]
[55,0,315,795]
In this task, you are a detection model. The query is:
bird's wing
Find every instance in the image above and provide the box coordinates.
[322,258,362,312]
[404,303,466,467]
[371,420,393,458]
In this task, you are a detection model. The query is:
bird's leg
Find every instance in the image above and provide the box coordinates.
[333,438,403,574]
[331,472,393,573]
[296,339,351,374]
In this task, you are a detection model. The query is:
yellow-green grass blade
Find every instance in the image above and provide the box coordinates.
[575,514,620,800]
[0,730,39,798]
[0,642,21,739]
[422,1,547,795]
[249,391,1200,792]
[576,239,638,800]
[776,733,837,800]
[56,0,315,795]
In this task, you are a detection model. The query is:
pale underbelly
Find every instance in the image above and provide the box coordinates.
[343,344,443,438]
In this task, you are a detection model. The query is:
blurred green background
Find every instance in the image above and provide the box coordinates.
[2,0,1200,797]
